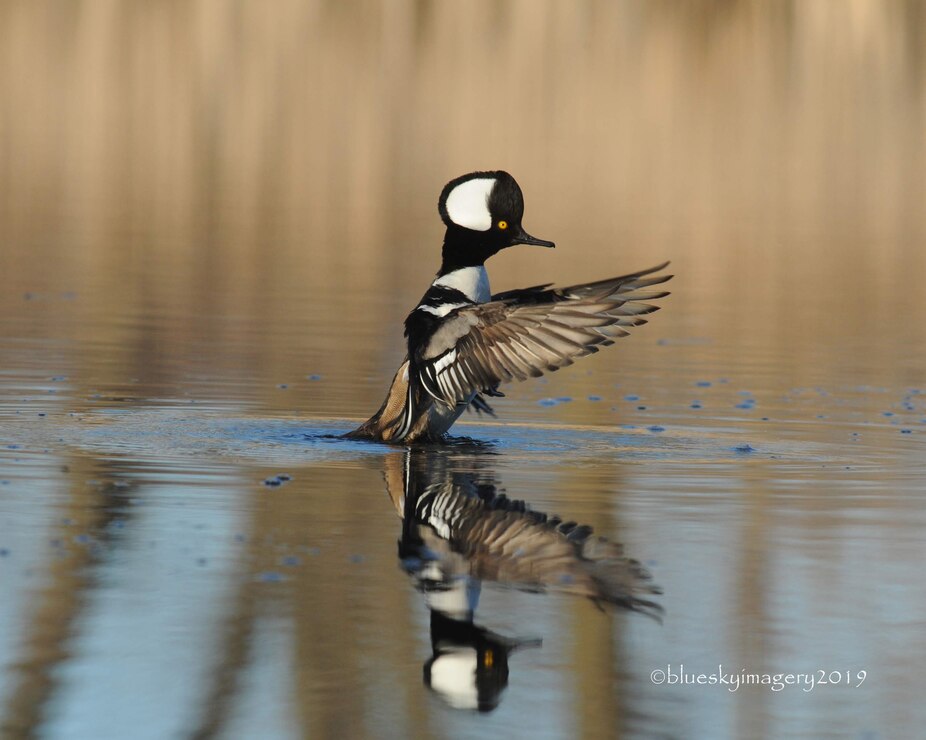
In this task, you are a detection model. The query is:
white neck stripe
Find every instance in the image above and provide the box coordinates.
[417,302,467,317]
[433,266,491,303]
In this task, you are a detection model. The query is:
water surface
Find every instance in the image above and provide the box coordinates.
[2,2,926,738]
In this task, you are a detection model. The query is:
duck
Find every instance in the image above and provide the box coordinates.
[383,446,662,710]
[387,447,663,616]
[347,170,672,443]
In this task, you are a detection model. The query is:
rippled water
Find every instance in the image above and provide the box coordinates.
[3,2,926,738]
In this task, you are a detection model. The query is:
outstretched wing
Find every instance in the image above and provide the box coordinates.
[416,262,672,406]
[406,467,662,614]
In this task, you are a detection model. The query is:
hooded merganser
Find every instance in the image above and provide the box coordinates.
[384,447,661,709]
[348,170,672,443]
[387,448,663,616]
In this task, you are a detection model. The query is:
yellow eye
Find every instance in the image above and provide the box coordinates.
[498,220,508,230]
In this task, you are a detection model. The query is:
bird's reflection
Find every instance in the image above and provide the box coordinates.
[383,445,662,712]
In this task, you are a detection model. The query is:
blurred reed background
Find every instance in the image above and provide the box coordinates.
[1,0,924,418]
[2,3,926,737]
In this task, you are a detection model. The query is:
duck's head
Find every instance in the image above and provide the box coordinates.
[437,171,554,267]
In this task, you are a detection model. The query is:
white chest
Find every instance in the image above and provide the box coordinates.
[433,266,491,304]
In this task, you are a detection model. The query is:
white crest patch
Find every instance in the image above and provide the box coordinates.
[444,177,495,231]
[428,650,479,709]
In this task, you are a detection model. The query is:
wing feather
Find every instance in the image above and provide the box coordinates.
[415,263,672,405]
